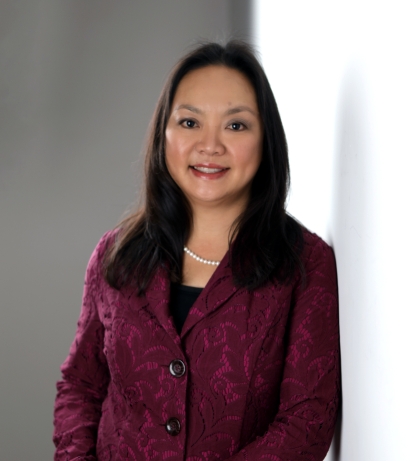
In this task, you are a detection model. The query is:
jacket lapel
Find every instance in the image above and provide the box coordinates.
[144,266,182,348]
[144,252,240,343]
[180,252,239,338]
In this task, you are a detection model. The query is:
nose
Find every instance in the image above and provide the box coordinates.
[195,125,225,156]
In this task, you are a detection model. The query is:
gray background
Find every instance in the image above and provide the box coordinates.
[0,1,252,459]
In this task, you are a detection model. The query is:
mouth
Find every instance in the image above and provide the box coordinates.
[192,166,228,173]
[189,163,230,179]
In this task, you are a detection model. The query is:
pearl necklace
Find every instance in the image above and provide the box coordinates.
[184,246,220,266]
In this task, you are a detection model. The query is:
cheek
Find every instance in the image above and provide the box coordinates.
[164,151,180,183]
[165,133,190,165]
[164,133,175,160]
[237,140,263,175]
[164,137,181,175]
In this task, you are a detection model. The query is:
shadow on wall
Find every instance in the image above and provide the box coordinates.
[328,64,371,461]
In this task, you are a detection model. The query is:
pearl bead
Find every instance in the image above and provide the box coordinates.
[183,246,221,266]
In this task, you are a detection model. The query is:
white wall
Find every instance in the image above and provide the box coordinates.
[254,1,419,460]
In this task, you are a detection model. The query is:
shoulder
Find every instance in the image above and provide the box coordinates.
[300,228,337,283]
[301,228,333,257]
[85,228,120,278]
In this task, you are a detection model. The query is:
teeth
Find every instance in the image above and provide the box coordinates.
[193,166,225,173]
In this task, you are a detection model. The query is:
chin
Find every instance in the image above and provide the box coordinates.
[186,192,227,205]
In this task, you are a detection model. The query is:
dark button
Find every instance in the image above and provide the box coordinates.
[165,417,181,436]
[169,359,186,377]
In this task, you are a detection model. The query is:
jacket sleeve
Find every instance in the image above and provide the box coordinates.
[229,238,340,461]
[53,236,111,461]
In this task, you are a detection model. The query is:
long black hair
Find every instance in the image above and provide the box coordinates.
[104,40,304,293]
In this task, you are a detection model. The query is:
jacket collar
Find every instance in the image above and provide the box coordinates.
[144,250,239,344]
[181,251,238,338]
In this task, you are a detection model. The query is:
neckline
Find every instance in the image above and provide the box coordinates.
[171,283,204,293]
[181,247,231,291]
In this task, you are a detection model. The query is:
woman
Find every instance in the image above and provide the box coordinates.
[53,41,340,461]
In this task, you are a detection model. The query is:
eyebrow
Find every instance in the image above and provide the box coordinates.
[175,104,202,114]
[225,105,258,116]
[174,104,258,117]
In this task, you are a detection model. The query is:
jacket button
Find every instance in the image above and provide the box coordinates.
[169,359,186,377]
[165,417,181,436]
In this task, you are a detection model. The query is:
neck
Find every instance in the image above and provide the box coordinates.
[186,200,246,260]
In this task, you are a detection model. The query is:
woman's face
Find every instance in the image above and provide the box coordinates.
[165,65,263,210]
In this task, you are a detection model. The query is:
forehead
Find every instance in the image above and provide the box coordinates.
[173,65,258,108]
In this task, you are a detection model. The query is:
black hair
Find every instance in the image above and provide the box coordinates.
[104,40,304,293]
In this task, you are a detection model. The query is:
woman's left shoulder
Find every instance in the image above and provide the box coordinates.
[300,228,337,279]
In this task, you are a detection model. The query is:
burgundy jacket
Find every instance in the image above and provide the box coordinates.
[53,230,340,461]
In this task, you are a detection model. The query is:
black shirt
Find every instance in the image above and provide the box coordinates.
[170,283,203,334]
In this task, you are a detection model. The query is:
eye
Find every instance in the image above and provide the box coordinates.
[228,122,246,131]
[180,119,197,128]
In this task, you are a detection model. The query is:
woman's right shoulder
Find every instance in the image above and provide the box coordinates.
[86,228,121,274]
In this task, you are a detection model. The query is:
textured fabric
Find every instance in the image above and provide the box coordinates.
[169,283,203,334]
[53,229,340,461]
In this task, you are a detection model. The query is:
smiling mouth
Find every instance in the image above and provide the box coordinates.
[191,166,228,173]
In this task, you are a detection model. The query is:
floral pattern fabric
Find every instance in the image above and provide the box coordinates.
[53,229,340,461]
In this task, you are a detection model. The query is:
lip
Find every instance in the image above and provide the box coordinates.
[189,163,229,180]
[191,163,228,169]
